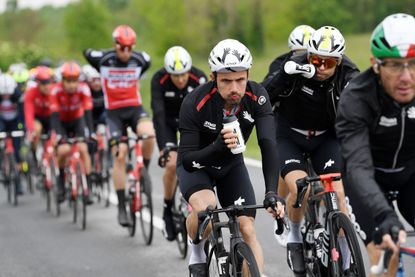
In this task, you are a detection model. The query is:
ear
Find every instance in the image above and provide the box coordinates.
[209,72,215,81]
[370,57,379,74]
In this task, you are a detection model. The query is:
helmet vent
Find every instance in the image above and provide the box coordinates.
[380,37,392,49]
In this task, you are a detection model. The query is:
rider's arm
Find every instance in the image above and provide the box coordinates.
[49,89,64,136]
[150,72,168,150]
[83,49,103,71]
[335,74,398,227]
[23,88,35,132]
[137,51,151,76]
[81,84,94,134]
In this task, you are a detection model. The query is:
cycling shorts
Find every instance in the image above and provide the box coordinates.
[344,161,415,245]
[177,160,257,218]
[163,122,179,146]
[35,115,51,134]
[107,106,149,139]
[276,116,342,179]
[0,118,23,162]
[60,117,87,138]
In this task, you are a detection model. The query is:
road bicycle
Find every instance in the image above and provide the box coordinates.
[120,134,154,245]
[0,130,25,206]
[90,124,111,207]
[38,133,59,215]
[62,137,90,230]
[294,173,366,276]
[371,191,415,277]
[196,204,284,277]
[158,143,190,258]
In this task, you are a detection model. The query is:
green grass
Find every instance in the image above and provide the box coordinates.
[139,33,372,159]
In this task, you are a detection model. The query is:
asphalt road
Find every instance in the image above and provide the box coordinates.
[0,156,413,277]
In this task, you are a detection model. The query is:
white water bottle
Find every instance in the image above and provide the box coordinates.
[222,115,246,154]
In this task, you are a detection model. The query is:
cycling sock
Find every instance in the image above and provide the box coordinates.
[287,220,302,243]
[338,236,350,270]
[116,189,126,209]
[144,159,150,169]
[189,239,207,265]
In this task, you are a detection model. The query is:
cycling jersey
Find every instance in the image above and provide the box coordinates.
[263,53,360,126]
[90,88,106,126]
[262,51,293,82]
[151,66,207,149]
[24,85,52,131]
[177,80,278,193]
[0,92,20,121]
[83,48,151,110]
[336,67,415,228]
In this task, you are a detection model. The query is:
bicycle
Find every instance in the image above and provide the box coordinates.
[371,191,415,277]
[91,124,111,207]
[62,137,90,230]
[20,139,36,194]
[294,173,366,277]
[196,204,285,277]
[119,134,154,245]
[158,143,191,258]
[0,130,25,206]
[39,133,59,215]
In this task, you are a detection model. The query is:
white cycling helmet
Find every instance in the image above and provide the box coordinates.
[288,25,315,51]
[208,39,252,73]
[82,64,100,82]
[164,46,192,74]
[0,73,17,95]
[308,26,345,58]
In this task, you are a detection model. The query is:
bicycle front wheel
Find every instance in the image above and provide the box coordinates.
[172,184,188,259]
[206,243,225,277]
[76,163,87,230]
[139,167,153,245]
[329,212,366,277]
[232,242,260,277]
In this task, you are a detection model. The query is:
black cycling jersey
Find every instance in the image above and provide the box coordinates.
[151,67,207,150]
[177,80,278,193]
[263,52,360,126]
[91,88,105,125]
[336,67,415,227]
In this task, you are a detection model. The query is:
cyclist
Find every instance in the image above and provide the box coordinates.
[263,24,315,81]
[82,64,105,130]
[24,66,54,165]
[9,63,29,127]
[177,39,285,276]
[336,13,415,275]
[83,24,155,227]
[151,46,207,241]
[263,26,360,276]
[50,61,94,204]
[0,73,24,194]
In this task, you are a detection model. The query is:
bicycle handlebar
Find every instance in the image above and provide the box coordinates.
[158,143,178,167]
[370,225,400,275]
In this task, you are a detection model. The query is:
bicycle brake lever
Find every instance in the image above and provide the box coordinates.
[293,178,308,208]
[274,217,286,235]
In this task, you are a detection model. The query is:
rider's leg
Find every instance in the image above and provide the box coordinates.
[239,216,265,274]
[79,142,94,204]
[162,152,178,241]
[135,119,155,169]
[112,143,129,226]
[56,143,71,201]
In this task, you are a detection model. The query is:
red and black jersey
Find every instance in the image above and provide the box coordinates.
[83,48,151,110]
[151,66,207,149]
[24,85,52,131]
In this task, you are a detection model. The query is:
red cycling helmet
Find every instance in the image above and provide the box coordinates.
[61,61,81,80]
[35,66,53,82]
[112,25,136,46]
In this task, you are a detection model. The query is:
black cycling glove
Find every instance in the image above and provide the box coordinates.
[263,191,285,210]
[376,212,404,240]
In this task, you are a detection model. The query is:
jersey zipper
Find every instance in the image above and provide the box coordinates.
[392,107,406,168]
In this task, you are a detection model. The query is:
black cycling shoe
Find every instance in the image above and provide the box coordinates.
[188,263,207,277]
[163,207,176,241]
[117,206,130,227]
[343,269,357,277]
[286,242,306,276]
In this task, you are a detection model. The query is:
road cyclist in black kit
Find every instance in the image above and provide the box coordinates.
[336,13,415,276]
[177,38,285,277]
[151,46,207,241]
[263,26,360,276]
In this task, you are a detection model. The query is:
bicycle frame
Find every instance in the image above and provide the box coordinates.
[66,138,88,200]
[40,133,57,190]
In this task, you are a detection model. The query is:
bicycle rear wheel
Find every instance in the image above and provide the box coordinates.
[139,167,153,245]
[127,192,137,237]
[172,185,188,259]
[328,213,365,277]
[232,241,260,277]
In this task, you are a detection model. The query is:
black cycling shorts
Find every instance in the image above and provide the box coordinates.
[35,115,51,134]
[107,106,149,139]
[60,117,87,138]
[276,116,342,179]
[344,162,415,245]
[177,161,257,218]
[163,123,179,146]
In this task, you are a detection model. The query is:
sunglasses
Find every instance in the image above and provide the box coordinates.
[62,77,79,82]
[376,58,415,76]
[117,44,133,52]
[309,55,339,69]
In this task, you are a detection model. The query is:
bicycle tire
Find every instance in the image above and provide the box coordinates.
[127,190,137,237]
[232,241,260,277]
[50,161,60,217]
[76,163,87,230]
[206,243,226,277]
[3,153,12,204]
[100,149,111,208]
[328,212,366,277]
[172,184,188,259]
[8,153,18,206]
[139,167,153,245]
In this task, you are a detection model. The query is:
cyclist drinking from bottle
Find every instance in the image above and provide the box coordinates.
[151,46,207,241]
[263,26,360,276]
[178,39,285,276]
[336,13,415,276]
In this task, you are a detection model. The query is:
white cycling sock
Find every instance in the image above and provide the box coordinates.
[189,238,207,265]
[287,220,302,243]
[338,236,351,270]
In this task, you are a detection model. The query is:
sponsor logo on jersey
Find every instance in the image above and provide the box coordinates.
[203,121,216,130]
[301,85,314,96]
[379,116,397,127]
[165,91,175,97]
[243,111,255,123]
[258,95,266,105]
[285,159,301,164]
[407,106,415,119]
